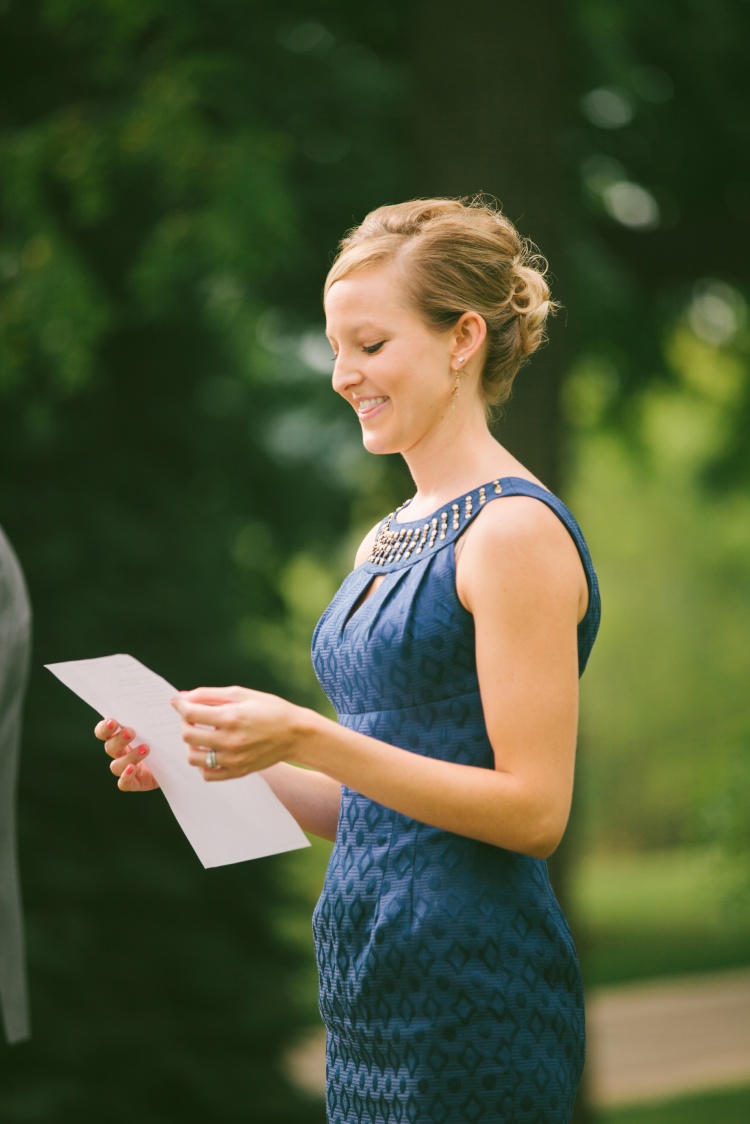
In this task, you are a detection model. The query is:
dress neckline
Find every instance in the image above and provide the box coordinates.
[367,477,547,569]
[391,475,550,527]
[354,474,601,673]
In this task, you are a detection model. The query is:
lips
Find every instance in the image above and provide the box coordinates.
[356,396,389,418]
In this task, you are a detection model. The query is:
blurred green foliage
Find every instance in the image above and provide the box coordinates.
[598,1084,750,1124]
[569,326,750,862]
[569,0,750,476]
[1,0,749,1121]
[0,1,409,1119]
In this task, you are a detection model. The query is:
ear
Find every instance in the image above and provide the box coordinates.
[449,311,487,368]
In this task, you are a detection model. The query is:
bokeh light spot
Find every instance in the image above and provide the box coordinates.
[581,86,635,129]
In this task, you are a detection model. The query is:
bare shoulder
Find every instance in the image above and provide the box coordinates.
[353,520,382,568]
[456,495,588,619]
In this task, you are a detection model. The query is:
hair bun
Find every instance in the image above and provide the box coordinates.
[326,196,558,410]
[510,259,554,359]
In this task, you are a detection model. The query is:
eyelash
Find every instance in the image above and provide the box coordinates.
[330,341,386,362]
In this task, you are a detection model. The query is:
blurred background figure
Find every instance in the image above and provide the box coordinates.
[0,525,31,1046]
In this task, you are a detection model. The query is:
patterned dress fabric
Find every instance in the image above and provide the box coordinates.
[311,477,601,1124]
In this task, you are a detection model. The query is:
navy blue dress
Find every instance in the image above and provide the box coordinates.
[311,477,601,1124]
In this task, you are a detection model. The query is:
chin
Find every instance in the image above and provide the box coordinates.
[361,432,399,456]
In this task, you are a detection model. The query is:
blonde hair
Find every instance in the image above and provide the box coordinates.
[324,196,557,410]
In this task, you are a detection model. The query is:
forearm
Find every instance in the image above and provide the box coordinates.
[259,761,341,842]
[293,709,570,858]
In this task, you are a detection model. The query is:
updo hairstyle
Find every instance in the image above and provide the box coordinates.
[324,196,557,410]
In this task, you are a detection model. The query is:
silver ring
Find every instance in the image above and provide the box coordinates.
[205,749,218,770]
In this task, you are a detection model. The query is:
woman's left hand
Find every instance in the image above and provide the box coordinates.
[171,686,302,781]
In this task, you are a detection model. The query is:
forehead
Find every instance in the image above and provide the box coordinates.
[324,264,413,335]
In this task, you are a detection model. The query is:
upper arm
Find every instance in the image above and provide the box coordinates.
[455,498,587,828]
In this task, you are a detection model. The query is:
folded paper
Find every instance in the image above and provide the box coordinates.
[46,654,309,867]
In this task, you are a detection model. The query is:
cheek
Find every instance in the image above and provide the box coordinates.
[413,343,451,387]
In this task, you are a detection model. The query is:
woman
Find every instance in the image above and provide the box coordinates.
[97,197,600,1123]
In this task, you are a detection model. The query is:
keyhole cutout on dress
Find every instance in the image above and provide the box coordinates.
[343,574,386,628]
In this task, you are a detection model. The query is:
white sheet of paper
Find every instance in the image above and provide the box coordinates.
[46,654,310,868]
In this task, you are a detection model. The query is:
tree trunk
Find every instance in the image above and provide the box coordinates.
[409,0,578,483]
[408,5,593,1118]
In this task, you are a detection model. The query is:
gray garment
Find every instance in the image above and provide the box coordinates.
[0,525,31,1044]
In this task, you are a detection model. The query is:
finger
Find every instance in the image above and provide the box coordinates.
[110,743,149,777]
[171,689,246,724]
[185,745,225,771]
[200,758,263,782]
[104,727,137,759]
[95,717,120,742]
[200,766,232,782]
[180,721,224,749]
[177,686,246,705]
[172,695,227,726]
[117,761,148,791]
[174,703,241,735]
[186,745,230,781]
[117,757,159,792]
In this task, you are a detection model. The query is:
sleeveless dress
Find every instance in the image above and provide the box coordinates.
[311,477,601,1124]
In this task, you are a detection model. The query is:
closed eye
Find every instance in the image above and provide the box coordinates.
[363,341,385,355]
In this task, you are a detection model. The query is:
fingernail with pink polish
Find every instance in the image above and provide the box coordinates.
[106,720,116,731]
[125,765,134,776]
[137,745,148,756]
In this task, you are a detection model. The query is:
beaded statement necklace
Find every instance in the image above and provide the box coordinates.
[367,479,504,567]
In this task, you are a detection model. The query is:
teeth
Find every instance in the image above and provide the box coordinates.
[358,397,387,410]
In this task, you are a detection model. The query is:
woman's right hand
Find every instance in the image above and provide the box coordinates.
[94,718,160,792]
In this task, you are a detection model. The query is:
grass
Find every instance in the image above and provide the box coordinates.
[596,1084,750,1124]
[570,847,750,987]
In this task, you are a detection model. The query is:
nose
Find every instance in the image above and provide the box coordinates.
[331,352,363,397]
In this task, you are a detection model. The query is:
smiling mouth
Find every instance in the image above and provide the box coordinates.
[357,397,388,417]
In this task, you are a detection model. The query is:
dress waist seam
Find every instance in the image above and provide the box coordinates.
[335,687,481,718]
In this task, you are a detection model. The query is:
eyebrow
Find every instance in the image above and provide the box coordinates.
[325,320,388,341]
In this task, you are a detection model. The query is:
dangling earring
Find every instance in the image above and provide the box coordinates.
[450,357,465,408]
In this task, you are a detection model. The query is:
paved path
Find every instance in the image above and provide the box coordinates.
[585,967,750,1106]
[286,968,750,1108]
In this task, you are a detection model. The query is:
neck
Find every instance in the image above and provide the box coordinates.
[400,401,519,514]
